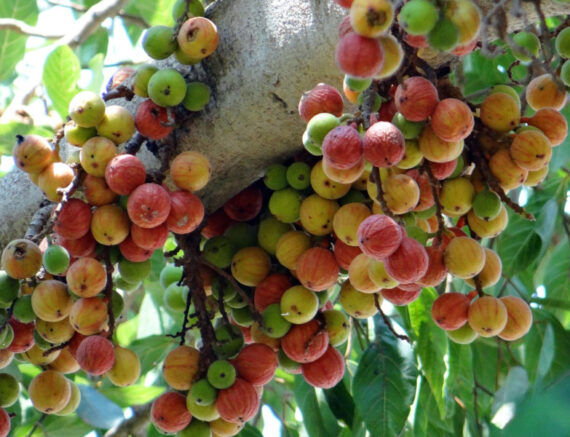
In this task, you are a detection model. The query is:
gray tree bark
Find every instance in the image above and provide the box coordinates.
[0,0,567,249]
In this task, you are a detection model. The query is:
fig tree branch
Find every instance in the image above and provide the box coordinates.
[374,293,411,343]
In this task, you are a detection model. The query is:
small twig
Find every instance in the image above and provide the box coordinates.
[475,380,495,397]
[42,340,71,357]
[373,294,410,343]
[199,258,262,325]
[26,413,47,437]
[102,84,135,102]
[164,246,182,258]
[124,132,146,155]
[422,161,445,245]
[0,18,65,38]
[473,275,485,298]
[473,372,483,437]
[24,204,56,242]
[103,247,116,337]
[351,318,367,350]
[370,167,396,220]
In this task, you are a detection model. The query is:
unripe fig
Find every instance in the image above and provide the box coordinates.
[280,285,319,324]
[48,347,80,374]
[142,25,177,59]
[275,231,311,270]
[446,323,478,344]
[335,31,384,78]
[398,0,438,35]
[66,257,106,298]
[264,164,288,190]
[96,105,135,145]
[306,113,341,147]
[299,194,340,236]
[177,79,209,112]
[444,236,485,279]
[152,392,192,434]
[391,112,423,140]
[23,343,61,366]
[439,177,475,216]
[118,258,151,284]
[80,136,118,177]
[12,134,54,174]
[177,17,219,59]
[28,370,71,414]
[524,166,549,187]
[512,31,540,62]
[368,258,398,288]
[472,189,501,221]
[445,0,481,44]
[53,380,81,416]
[311,160,351,199]
[339,281,378,318]
[333,202,371,246]
[428,18,460,52]
[189,378,217,406]
[231,247,271,286]
[148,68,187,107]
[36,318,74,344]
[170,150,211,192]
[468,296,508,337]
[498,296,533,341]
[0,373,19,407]
[186,396,220,422]
[133,64,158,97]
[207,359,236,389]
[261,303,291,338]
[69,91,105,127]
[465,248,502,289]
[172,0,205,20]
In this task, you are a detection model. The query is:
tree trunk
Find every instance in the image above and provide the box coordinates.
[0,0,566,249]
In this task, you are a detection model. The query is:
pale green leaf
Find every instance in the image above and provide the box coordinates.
[42,45,81,120]
[0,0,39,81]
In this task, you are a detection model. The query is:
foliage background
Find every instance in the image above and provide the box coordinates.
[0,1,569,436]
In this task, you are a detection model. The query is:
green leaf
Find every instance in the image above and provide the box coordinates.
[125,0,177,26]
[498,209,542,276]
[0,0,39,82]
[526,320,555,382]
[130,334,177,374]
[77,27,109,67]
[408,287,447,418]
[116,313,140,346]
[85,53,105,93]
[239,424,264,437]
[323,377,355,428]
[42,45,81,120]
[413,377,454,437]
[99,384,166,408]
[491,366,529,427]
[542,239,570,301]
[353,320,417,437]
[41,415,93,437]
[76,384,124,429]
[294,376,341,437]
[447,342,474,412]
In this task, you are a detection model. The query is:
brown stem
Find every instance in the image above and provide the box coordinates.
[42,340,71,357]
[373,293,410,343]
[24,204,56,242]
[421,161,445,245]
[473,275,485,298]
[370,167,396,220]
[102,84,135,102]
[103,247,116,338]
[199,258,262,325]
[125,132,146,155]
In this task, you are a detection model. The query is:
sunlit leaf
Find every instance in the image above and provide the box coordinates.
[42,45,81,120]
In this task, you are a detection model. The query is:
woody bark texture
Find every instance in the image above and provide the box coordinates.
[0,0,567,249]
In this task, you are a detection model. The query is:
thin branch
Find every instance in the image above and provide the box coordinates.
[373,293,411,343]
[58,0,130,48]
[102,85,135,102]
[370,166,396,220]
[103,248,116,337]
[422,161,445,245]
[42,340,71,357]
[26,413,47,437]
[0,18,64,39]
[199,257,262,325]
[46,0,149,28]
